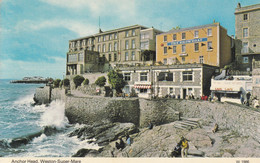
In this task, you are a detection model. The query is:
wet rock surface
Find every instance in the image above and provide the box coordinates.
[72,121,260,158]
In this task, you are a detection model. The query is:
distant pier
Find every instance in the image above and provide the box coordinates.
[10,80,49,84]
[10,76,52,84]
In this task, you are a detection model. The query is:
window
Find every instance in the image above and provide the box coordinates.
[242,42,249,53]
[132,39,135,48]
[98,45,101,52]
[163,58,167,65]
[78,53,84,61]
[125,52,129,61]
[140,89,147,93]
[183,71,193,81]
[98,36,101,42]
[114,42,118,51]
[199,56,204,63]
[140,72,148,81]
[114,33,117,39]
[109,34,112,40]
[164,35,167,42]
[173,46,176,53]
[102,44,106,52]
[207,41,212,50]
[125,31,129,37]
[141,42,149,49]
[182,45,186,53]
[173,34,177,40]
[207,28,212,36]
[158,72,173,81]
[124,73,131,81]
[103,36,106,42]
[182,57,185,62]
[243,14,248,21]
[109,43,112,52]
[243,28,248,38]
[108,54,111,61]
[164,47,167,54]
[125,40,129,49]
[114,53,117,61]
[194,31,199,38]
[89,39,92,44]
[68,54,77,63]
[132,29,136,36]
[131,51,135,60]
[182,33,186,39]
[194,43,199,52]
[243,57,249,63]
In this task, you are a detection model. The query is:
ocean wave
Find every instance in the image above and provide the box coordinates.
[39,100,69,129]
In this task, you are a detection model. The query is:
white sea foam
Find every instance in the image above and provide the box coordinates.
[39,100,69,129]
[13,93,34,105]
[32,134,47,143]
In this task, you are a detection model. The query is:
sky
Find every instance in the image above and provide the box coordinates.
[0,0,259,79]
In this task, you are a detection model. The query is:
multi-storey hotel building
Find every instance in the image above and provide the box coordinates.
[156,23,233,68]
[235,3,260,71]
[66,25,163,75]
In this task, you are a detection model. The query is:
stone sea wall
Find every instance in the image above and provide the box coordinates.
[35,86,260,142]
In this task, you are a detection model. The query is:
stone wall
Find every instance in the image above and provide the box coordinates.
[51,88,66,102]
[35,86,51,104]
[164,99,260,143]
[139,99,180,127]
[65,96,140,126]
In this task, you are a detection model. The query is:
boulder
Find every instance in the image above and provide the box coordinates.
[72,148,100,157]
[185,128,213,148]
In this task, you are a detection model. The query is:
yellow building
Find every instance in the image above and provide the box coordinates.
[156,23,233,68]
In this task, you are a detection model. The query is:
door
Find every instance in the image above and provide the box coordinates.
[183,88,187,99]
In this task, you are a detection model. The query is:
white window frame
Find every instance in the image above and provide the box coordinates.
[164,47,167,54]
[207,41,213,51]
[163,58,167,65]
[243,13,248,21]
[125,52,129,61]
[194,31,199,38]
[207,28,212,36]
[140,72,148,81]
[103,35,106,42]
[182,71,193,82]
[182,45,186,53]
[243,28,249,38]
[132,29,136,36]
[109,34,112,40]
[114,42,118,51]
[109,43,112,52]
[173,34,177,41]
[125,40,129,49]
[124,73,131,81]
[243,56,249,64]
[199,56,204,63]
[132,39,135,49]
[114,33,118,39]
[173,46,176,53]
[194,43,199,52]
[131,51,135,60]
[125,31,129,37]
[164,35,167,42]
[182,33,186,40]
[102,44,106,52]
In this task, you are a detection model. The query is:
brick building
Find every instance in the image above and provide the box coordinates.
[156,23,233,68]
[235,3,260,71]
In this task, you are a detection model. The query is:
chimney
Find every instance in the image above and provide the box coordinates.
[237,3,241,8]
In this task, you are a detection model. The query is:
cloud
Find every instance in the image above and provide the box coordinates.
[15,19,97,37]
[40,0,137,18]
[0,57,66,79]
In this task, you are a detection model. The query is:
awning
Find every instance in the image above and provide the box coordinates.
[134,84,152,89]
[211,90,241,94]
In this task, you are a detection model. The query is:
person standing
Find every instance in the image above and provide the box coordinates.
[181,136,189,158]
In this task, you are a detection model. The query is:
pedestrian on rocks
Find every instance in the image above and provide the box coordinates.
[115,137,125,150]
[240,94,244,105]
[126,134,132,146]
[180,136,189,158]
[148,121,153,130]
[212,123,218,133]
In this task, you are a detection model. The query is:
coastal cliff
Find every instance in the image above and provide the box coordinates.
[34,86,260,157]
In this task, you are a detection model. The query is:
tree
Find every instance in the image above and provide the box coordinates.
[95,76,106,87]
[53,79,61,88]
[83,78,89,85]
[73,75,85,88]
[63,78,70,87]
[107,70,125,92]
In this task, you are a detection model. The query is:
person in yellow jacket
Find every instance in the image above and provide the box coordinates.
[181,136,189,158]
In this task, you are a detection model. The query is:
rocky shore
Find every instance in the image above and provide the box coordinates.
[33,87,260,158]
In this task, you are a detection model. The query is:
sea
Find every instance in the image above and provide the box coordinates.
[0,79,99,157]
